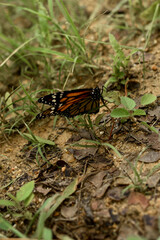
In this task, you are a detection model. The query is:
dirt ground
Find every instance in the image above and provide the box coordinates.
[0,1,160,240]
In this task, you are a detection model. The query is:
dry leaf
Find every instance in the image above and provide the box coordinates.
[139,150,160,163]
[89,171,108,188]
[61,203,78,219]
[128,192,149,209]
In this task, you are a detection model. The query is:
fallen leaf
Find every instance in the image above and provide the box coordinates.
[118,224,139,240]
[114,176,132,186]
[148,106,160,119]
[79,129,95,140]
[66,129,95,144]
[95,182,111,198]
[143,214,155,226]
[66,135,81,144]
[128,192,149,210]
[68,148,97,160]
[130,132,160,150]
[83,204,93,219]
[89,153,113,169]
[139,150,160,163]
[147,172,160,188]
[107,187,128,201]
[54,231,74,240]
[36,185,52,196]
[143,215,158,240]
[61,203,78,219]
[91,200,110,218]
[89,171,108,188]
[147,133,160,151]
[94,209,110,218]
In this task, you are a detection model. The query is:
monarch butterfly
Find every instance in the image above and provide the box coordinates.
[36,86,105,119]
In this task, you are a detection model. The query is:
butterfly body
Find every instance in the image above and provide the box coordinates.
[36,86,103,119]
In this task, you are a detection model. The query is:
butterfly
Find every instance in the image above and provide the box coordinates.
[36,86,105,119]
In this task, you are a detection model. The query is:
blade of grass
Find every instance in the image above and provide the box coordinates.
[48,0,54,19]
[144,3,160,49]
[35,177,78,238]
[28,47,75,62]
[102,143,122,158]
[0,217,28,238]
[55,0,85,51]
[0,37,35,68]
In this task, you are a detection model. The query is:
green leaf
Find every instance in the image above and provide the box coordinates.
[16,181,35,202]
[141,94,157,106]
[140,0,160,20]
[95,113,106,126]
[5,92,13,111]
[109,33,121,53]
[55,0,85,51]
[118,71,125,79]
[120,96,136,110]
[43,227,52,240]
[28,47,75,62]
[56,233,74,240]
[0,217,27,238]
[0,199,15,207]
[120,79,126,84]
[141,122,159,135]
[24,193,35,207]
[23,133,55,146]
[102,143,122,158]
[111,108,130,118]
[103,91,121,105]
[133,109,146,116]
[48,0,54,18]
[35,178,78,239]
[7,193,19,203]
[108,76,117,83]
[24,211,33,220]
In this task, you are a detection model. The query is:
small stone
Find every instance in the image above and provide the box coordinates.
[151,65,157,71]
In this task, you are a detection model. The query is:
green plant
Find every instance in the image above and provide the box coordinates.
[141,121,160,136]
[34,177,78,239]
[18,122,55,164]
[0,178,78,239]
[70,139,122,158]
[0,0,92,80]
[142,2,160,49]
[0,181,35,222]
[1,0,107,138]
[104,33,139,88]
[127,236,147,240]
[110,94,157,120]
[123,147,160,193]
[140,0,160,21]
[74,114,95,130]
[0,83,39,135]
[122,147,148,193]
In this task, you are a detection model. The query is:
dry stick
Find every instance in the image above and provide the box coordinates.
[108,118,115,140]
[125,79,129,96]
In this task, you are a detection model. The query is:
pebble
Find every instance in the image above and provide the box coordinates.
[151,65,158,71]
